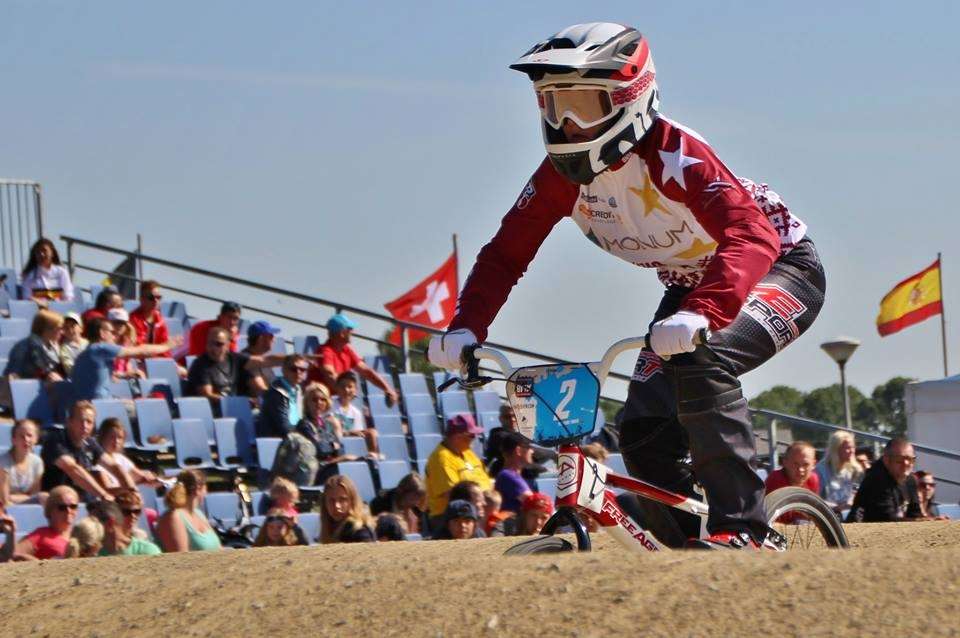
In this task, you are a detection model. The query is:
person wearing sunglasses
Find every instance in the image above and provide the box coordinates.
[914,471,950,520]
[129,280,188,378]
[429,23,825,550]
[91,498,161,556]
[258,354,310,438]
[14,485,79,560]
[848,437,924,523]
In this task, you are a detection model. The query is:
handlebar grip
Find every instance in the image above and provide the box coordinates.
[643,328,711,350]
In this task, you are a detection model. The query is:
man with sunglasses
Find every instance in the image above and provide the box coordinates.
[429,23,826,550]
[91,498,161,556]
[130,280,188,376]
[259,354,310,438]
[848,438,923,523]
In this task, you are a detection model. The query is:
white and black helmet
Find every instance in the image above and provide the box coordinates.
[511,23,660,185]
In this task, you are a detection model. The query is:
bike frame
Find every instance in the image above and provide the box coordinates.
[471,337,709,553]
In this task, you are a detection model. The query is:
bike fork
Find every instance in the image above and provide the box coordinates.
[540,506,592,552]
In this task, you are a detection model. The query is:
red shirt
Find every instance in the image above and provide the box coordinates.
[25,526,69,560]
[130,306,170,349]
[81,308,107,324]
[308,341,362,389]
[187,319,239,357]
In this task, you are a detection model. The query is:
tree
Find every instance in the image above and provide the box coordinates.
[869,376,916,437]
[750,385,805,415]
[798,384,870,429]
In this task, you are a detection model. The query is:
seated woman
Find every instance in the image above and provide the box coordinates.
[319,474,374,544]
[253,508,306,547]
[0,419,45,506]
[64,517,104,558]
[295,383,359,485]
[369,472,428,536]
[14,485,79,560]
[814,431,864,513]
[21,238,74,303]
[155,469,222,552]
[15,309,66,384]
[92,498,161,556]
[94,418,162,491]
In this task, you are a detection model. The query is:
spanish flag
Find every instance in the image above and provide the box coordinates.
[876,259,943,336]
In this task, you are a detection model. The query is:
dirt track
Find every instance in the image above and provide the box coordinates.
[2,521,958,638]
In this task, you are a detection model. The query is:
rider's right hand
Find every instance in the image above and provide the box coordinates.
[427,328,477,372]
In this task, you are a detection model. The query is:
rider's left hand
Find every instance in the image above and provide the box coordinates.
[649,310,709,359]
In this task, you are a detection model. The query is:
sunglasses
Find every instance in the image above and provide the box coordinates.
[122,508,143,516]
[144,294,163,301]
[57,503,79,512]
[265,516,292,525]
[292,365,310,373]
[919,483,936,489]
[888,454,917,464]
[211,341,229,348]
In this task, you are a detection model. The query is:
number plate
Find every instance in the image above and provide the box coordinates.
[506,363,600,446]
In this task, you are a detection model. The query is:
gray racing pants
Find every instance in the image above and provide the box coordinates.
[618,237,826,545]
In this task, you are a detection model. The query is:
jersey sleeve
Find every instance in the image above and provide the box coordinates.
[448,158,578,342]
[651,125,781,330]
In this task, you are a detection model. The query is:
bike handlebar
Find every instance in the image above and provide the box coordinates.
[447,328,710,391]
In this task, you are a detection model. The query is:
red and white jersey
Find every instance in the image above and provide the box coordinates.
[449,117,807,341]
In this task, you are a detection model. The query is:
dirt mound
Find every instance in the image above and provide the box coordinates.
[2,521,959,638]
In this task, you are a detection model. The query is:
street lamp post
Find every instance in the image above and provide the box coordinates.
[820,337,861,429]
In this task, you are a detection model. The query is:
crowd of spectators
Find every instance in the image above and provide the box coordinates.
[1,238,955,566]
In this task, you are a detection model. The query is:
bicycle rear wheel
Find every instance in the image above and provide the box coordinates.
[764,486,849,549]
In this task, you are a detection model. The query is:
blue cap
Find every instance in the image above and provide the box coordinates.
[247,320,281,339]
[326,313,357,334]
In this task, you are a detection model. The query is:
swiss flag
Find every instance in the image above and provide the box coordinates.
[384,252,458,345]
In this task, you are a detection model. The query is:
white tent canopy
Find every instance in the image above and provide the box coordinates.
[905,375,960,505]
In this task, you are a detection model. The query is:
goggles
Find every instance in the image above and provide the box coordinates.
[537,85,617,130]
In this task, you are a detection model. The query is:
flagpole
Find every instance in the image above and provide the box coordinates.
[939,252,948,377]
[452,233,460,290]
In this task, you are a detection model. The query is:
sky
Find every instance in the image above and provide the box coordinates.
[2,0,959,402]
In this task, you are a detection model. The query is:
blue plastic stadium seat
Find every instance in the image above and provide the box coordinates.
[0,422,12,451]
[439,391,470,421]
[0,267,18,300]
[256,437,282,470]
[10,379,53,426]
[138,378,175,404]
[341,436,367,457]
[249,491,268,516]
[472,390,502,415]
[91,398,140,450]
[48,299,84,315]
[370,413,404,436]
[214,417,255,468]
[538,476,558,501]
[0,336,20,358]
[0,317,31,338]
[221,396,257,448]
[205,492,241,527]
[404,394,436,417]
[7,301,38,322]
[398,373,430,397]
[938,504,960,519]
[432,370,453,390]
[176,397,217,444]
[416,458,427,476]
[134,398,175,451]
[145,358,183,399]
[108,380,134,400]
[165,319,186,339]
[9,504,46,538]
[270,335,287,355]
[293,335,320,355]
[337,461,376,502]
[408,413,442,436]
[172,418,215,470]
[298,512,321,544]
[123,299,139,313]
[368,394,401,419]
[606,453,627,476]
[378,460,411,491]
[412,434,442,461]
[377,435,410,462]
[478,412,500,434]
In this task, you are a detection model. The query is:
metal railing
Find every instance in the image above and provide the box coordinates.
[0,180,44,271]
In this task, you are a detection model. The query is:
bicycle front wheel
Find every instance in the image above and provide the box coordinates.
[764,486,849,549]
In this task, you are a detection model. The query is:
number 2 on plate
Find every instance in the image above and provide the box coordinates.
[555,379,577,421]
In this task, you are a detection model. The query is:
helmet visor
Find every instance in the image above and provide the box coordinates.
[538,86,615,130]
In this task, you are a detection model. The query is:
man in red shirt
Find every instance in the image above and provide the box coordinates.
[130,280,187,377]
[187,301,242,357]
[765,441,820,494]
[309,313,398,406]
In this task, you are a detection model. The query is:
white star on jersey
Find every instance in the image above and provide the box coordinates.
[658,139,703,191]
[410,280,450,324]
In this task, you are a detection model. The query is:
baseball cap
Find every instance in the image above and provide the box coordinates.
[220,301,242,315]
[445,499,478,521]
[64,311,82,325]
[247,320,281,339]
[326,313,357,334]
[521,492,554,514]
[106,308,129,322]
[446,413,483,436]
